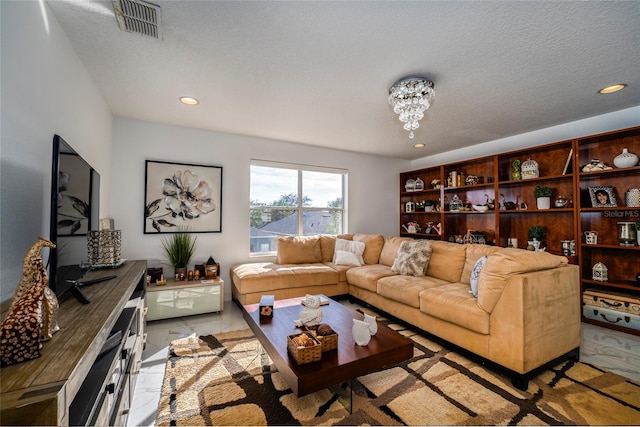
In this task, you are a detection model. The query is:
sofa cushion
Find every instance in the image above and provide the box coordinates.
[334,250,363,266]
[391,240,433,276]
[477,249,568,313]
[377,274,447,308]
[379,236,412,266]
[323,262,351,282]
[319,234,353,263]
[420,283,490,335]
[232,262,339,294]
[426,240,467,283]
[460,244,501,285]
[333,238,365,265]
[276,236,322,264]
[470,255,488,298]
[353,233,385,265]
[346,264,396,292]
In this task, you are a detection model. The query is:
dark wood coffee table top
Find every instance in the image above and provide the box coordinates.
[242,295,413,396]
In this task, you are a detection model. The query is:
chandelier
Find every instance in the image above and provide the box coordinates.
[388,77,435,139]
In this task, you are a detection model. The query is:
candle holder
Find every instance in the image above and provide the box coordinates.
[617,222,637,246]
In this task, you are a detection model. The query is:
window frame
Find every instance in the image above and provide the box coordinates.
[249,160,347,256]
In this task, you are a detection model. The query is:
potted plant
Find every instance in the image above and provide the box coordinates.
[161,228,197,280]
[528,225,546,250]
[533,185,553,210]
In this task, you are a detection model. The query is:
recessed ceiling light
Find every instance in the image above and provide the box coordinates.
[598,84,627,94]
[179,96,199,105]
[413,143,425,148]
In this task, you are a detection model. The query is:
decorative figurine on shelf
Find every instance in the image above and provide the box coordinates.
[402,222,421,234]
[592,262,608,282]
[294,294,323,328]
[582,158,613,172]
[431,179,441,189]
[205,256,218,279]
[521,158,539,179]
[414,177,424,191]
[1,237,59,366]
[511,159,522,181]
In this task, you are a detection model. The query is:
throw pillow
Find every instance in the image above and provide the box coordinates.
[333,250,363,266]
[469,255,488,298]
[391,240,433,276]
[333,238,365,265]
[276,236,321,264]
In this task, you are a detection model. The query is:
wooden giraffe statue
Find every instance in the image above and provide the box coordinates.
[8,237,60,341]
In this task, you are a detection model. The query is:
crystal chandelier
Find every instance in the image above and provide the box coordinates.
[388,77,435,139]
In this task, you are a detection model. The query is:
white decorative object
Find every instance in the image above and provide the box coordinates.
[521,158,539,179]
[625,189,640,207]
[414,177,424,191]
[405,178,415,192]
[352,319,371,346]
[405,201,415,213]
[449,195,463,211]
[584,231,598,245]
[389,77,435,139]
[364,313,378,335]
[592,262,608,282]
[536,197,551,210]
[294,294,323,328]
[613,148,639,168]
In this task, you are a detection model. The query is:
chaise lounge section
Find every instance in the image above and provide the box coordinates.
[231,233,581,389]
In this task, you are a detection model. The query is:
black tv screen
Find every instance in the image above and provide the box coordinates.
[49,134,100,298]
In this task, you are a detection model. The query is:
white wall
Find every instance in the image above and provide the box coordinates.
[0,1,112,303]
[110,118,408,299]
[411,106,640,168]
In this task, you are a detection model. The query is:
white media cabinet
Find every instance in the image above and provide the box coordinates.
[146,277,224,321]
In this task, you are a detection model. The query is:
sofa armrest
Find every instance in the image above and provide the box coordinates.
[488,264,580,374]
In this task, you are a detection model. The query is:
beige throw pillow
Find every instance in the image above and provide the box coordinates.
[391,240,433,276]
[276,236,322,264]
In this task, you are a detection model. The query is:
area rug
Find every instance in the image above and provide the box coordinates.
[156,318,640,426]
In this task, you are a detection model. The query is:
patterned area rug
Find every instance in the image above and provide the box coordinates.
[156,317,640,426]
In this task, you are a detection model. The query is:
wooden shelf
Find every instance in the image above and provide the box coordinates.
[400,125,640,336]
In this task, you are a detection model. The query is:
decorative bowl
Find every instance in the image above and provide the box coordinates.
[472,205,489,212]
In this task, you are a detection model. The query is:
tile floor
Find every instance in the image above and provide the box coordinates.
[128,300,640,427]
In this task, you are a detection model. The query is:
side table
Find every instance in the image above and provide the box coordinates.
[146,277,224,321]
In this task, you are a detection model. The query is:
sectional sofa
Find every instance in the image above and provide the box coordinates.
[231,233,581,389]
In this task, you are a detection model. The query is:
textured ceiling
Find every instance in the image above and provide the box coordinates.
[47,0,640,160]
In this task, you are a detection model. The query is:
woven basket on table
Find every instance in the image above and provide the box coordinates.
[311,331,338,352]
[287,333,322,364]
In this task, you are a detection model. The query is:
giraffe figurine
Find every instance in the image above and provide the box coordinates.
[8,237,60,341]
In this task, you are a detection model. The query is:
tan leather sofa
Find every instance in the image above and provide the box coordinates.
[231,233,581,389]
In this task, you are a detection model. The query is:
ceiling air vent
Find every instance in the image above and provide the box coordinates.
[112,0,161,39]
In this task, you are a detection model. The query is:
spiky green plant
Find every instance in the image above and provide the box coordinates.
[161,228,197,268]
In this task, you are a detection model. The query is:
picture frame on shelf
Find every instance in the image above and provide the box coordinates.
[144,160,223,233]
[588,186,617,208]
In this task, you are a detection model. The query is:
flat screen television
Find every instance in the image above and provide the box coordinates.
[49,134,100,299]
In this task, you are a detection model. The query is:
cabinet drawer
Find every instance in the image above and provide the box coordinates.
[147,285,222,321]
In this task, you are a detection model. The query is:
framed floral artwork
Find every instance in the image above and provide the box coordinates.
[144,160,222,233]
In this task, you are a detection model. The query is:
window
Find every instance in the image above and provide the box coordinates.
[250,160,346,255]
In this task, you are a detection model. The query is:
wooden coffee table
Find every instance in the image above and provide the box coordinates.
[241,295,413,397]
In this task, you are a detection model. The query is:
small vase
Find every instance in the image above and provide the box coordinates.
[613,148,639,168]
[536,197,551,210]
[352,319,371,346]
[364,313,377,335]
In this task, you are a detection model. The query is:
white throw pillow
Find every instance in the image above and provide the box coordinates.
[391,240,433,276]
[333,238,365,265]
[470,255,488,298]
[333,250,363,266]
